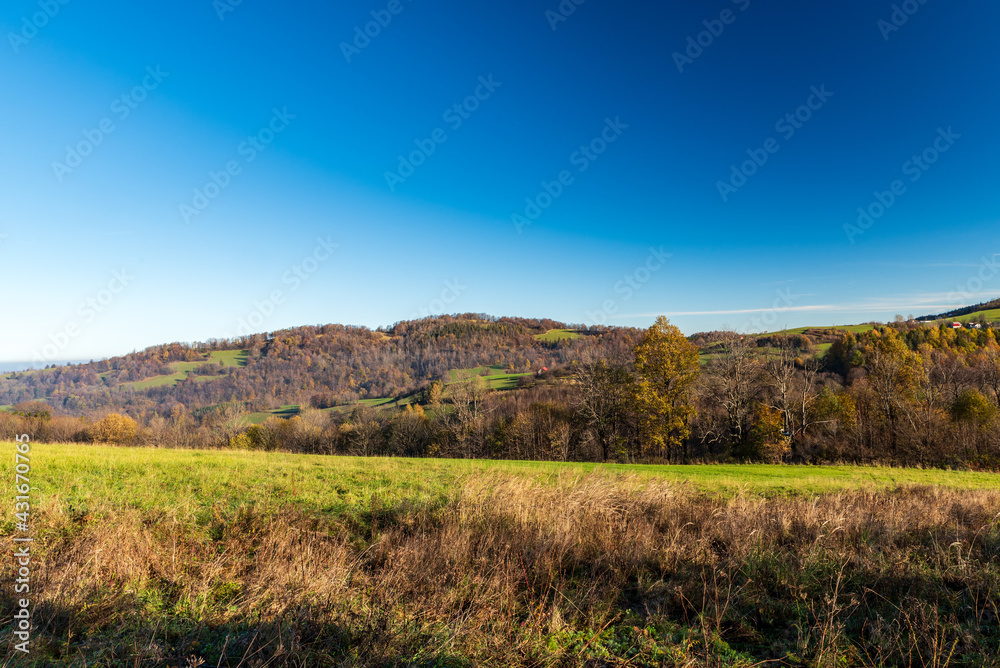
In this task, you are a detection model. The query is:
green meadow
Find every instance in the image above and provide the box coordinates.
[120,350,249,390]
[5,443,1000,666]
[14,442,1000,523]
[954,308,1000,323]
[534,328,583,342]
[446,364,533,390]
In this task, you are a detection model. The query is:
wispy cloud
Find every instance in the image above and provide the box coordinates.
[628,304,837,317]
[615,290,1000,319]
[864,253,1000,269]
[876,262,981,268]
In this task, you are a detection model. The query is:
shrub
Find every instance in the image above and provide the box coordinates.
[228,432,254,449]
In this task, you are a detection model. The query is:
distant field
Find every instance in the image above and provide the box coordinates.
[120,350,249,390]
[953,308,1000,324]
[814,341,833,355]
[534,328,582,342]
[482,372,530,389]
[128,370,189,390]
[239,361,537,423]
[763,324,876,336]
[447,365,499,382]
[447,364,532,389]
[357,397,396,407]
[243,362,533,422]
[246,404,301,424]
[212,349,249,367]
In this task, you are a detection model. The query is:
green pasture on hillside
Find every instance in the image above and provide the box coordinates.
[534,329,583,342]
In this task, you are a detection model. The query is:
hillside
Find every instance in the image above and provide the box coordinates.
[4,305,999,424]
[3,307,1000,469]
[917,297,1000,322]
[0,315,624,419]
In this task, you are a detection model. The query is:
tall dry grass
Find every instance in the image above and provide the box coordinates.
[3,474,1000,666]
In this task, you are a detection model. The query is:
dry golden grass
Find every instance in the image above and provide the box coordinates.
[3,472,1000,666]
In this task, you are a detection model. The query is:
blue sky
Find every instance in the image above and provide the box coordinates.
[1,0,998,362]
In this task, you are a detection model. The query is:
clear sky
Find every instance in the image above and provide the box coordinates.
[1,0,998,362]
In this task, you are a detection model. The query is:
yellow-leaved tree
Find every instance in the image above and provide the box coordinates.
[633,316,700,462]
[427,380,444,408]
[88,413,138,445]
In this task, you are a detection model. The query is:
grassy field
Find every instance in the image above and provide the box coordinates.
[211,349,249,367]
[127,369,191,390]
[761,324,877,337]
[4,448,1000,666]
[953,308,1000,324]
[447,364,533,390]
[246,404,303,424]
[14,443,1000,518]
[357,397,398,408]
[447,364,500,382]
[535,328,583,342]
[480,371,533,390]
[244,360,537,423]
[116,350,249,391]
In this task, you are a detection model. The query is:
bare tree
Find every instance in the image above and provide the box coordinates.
[346,405,383,456]
[574,346,635,462]
[709,332,763,457]
[763,335,796,437]
[448,375,490,458]
[208,402,249,447]
[975,344,1000,407]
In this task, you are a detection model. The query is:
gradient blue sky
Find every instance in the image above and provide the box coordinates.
[1,0,998,362]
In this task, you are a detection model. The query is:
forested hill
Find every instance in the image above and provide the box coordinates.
[0,314,636,419]
[917,298,1000,322]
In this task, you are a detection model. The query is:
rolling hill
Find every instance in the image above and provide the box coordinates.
[0,315,621,420]
[3,301,998,423]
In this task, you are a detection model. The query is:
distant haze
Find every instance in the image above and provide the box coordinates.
[0,361,89,373]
